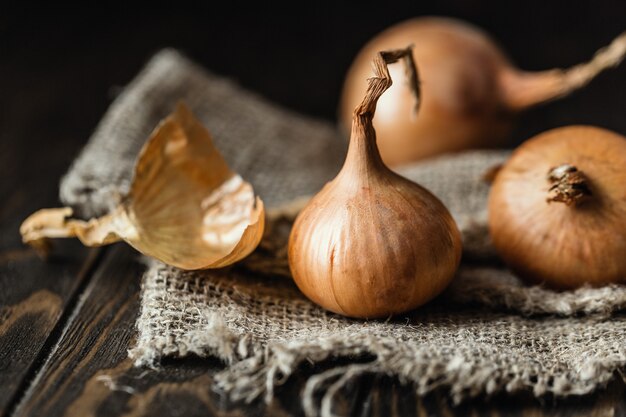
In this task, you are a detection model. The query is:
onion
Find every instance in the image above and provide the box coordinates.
[488,125,626,289]
[289,47,461,318]
[339,17,626,166]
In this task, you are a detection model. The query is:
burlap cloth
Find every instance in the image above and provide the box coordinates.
[59,49,626,416]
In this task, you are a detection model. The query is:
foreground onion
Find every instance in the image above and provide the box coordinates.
[488,125,626,288]
[288,46,462,319]
[340,17,626,166]
[20,103,265,270]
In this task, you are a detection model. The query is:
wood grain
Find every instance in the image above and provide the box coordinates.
[10,244,275,417]
[12,245,141,417]
[0,247,97,416]
[326,374,626,417]
[0,75,100,416]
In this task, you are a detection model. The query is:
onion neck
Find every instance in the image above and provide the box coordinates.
[500,31,626,111]
[546,164,592,206]
[341,115,387,178]
[340,46,420,179]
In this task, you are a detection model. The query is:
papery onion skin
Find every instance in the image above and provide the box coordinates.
[340,17,626,166]
[488,125,626,289]
[289,47,462,319]
[19,103,265,270]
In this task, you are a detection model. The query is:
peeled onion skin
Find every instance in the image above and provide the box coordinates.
[289,47,462,319]
[488,126,626,289]
[340,17,626,166]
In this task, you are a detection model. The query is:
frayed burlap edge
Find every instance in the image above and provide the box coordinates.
[128,261,626,417]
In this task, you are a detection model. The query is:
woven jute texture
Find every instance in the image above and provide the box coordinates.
[59,49,626,416]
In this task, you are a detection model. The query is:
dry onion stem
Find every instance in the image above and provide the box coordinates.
[546,164,592,206]
[20,103,265,270]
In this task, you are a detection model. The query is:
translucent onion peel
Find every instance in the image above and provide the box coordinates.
[20,103,265,270]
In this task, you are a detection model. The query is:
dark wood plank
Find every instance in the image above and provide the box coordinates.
[0,244,98,417]
[334,374,626,417]
[10,244,279,417]
[12,243,626,417]
[287,361,626,417]
[0,62,103,415]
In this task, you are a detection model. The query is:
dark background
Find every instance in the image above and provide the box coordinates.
[2,1,626,201]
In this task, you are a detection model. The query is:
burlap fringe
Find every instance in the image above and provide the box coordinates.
[127,259,626,417]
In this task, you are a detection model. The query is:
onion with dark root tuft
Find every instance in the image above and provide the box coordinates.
[488,125,626,289]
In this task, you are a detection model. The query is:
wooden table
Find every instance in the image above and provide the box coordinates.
[2,5,626,416]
